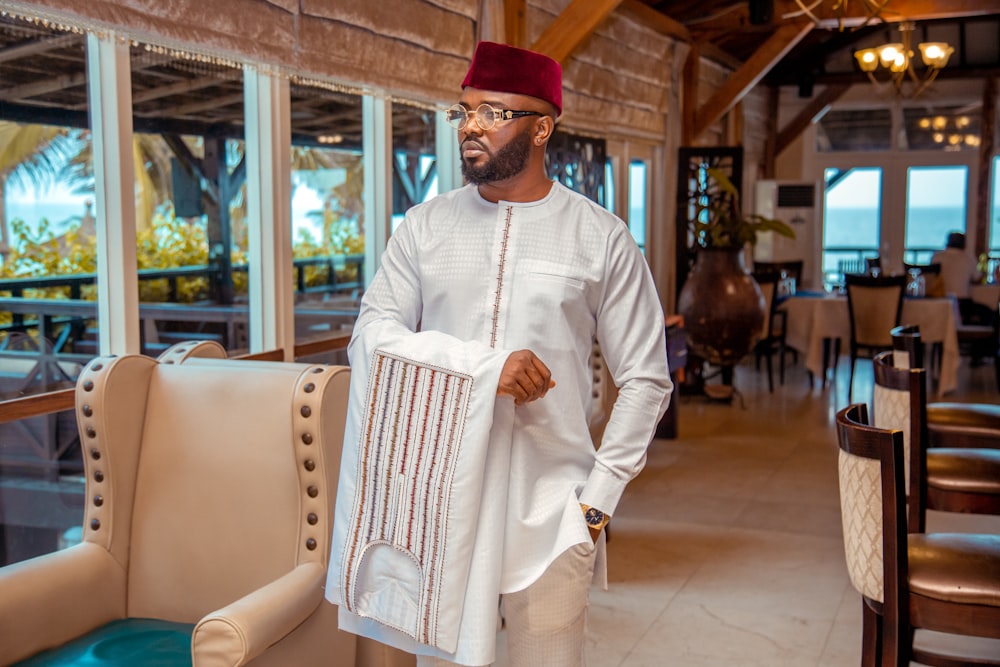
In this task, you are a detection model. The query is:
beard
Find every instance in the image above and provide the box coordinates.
[460,128,533,185]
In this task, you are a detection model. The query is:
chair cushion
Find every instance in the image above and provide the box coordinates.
[13,618,194,666]
[908,534,1000,606]
[927,402,1000,449]
[927,448,1000,495]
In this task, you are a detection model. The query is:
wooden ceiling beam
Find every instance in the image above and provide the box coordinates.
[131,75,226,105]
[775,0,999,28]
[531,0,624,64]
[692,20,813,141]
[504,0,527,48]
[775,83,849,156]
[0,34,78,64]
[1,71,87,102]
[698,41,744,70]
[618,0,691,42]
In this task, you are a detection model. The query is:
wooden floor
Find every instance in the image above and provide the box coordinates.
[492,353,1000,666]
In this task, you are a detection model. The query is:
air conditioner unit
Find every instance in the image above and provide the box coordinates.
[753,180,819,289]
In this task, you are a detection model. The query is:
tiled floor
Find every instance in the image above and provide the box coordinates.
[494,353,1000,666]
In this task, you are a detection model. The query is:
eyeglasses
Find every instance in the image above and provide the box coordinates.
[445,103,543,131]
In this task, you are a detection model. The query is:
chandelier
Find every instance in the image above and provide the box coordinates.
[788,0,891,31]
[853,21,953,98]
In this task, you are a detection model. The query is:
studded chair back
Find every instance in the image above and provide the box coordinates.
[63,343,354,664]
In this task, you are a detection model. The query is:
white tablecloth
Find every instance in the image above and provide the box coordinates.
[781,294,960,395]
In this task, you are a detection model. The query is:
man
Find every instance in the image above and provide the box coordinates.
[326,41,671,666]
[932,231,980,302]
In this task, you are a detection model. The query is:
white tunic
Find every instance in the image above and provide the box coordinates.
[326,182,672,665]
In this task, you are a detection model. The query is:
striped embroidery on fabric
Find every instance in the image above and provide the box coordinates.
[342,350,473,646]
[490,206,514,348]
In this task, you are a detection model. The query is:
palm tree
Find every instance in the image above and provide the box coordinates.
[0,121,79,253]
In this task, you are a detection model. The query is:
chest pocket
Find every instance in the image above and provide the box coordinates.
[520,263,589,329]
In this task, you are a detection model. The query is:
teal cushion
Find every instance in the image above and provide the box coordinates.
[14,618,195,666]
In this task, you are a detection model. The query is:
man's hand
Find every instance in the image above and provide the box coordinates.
[497,350,555,405]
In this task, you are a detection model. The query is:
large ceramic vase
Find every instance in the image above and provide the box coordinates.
[678,247,766,367]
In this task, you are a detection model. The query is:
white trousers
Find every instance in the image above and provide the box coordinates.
[417,542,597,667]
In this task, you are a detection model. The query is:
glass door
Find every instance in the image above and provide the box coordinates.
[821,166,882,289]
[904,165,968,264]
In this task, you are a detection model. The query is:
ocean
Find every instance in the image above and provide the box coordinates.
[823,205,967,249]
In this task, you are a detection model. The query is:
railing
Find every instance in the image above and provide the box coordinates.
[822,247,879,275]
[0,254,365,302]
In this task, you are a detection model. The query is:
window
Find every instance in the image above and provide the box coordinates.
[128,42,248,353]
[816,109,892,152]
[288,80,364,344]
[822,167,881,279]
[604,159,616,215]
[0,13,91,566]
[628,159,648,253]
[904,166,967,264]
[391,102,437,233]
[991,156,1000,255]
[902,106,981,151]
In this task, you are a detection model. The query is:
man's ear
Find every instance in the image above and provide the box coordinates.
[535,116,555,145]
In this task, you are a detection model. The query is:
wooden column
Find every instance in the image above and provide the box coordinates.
[762,86,779,178]
[975,76,996,258]
[682,43,699,146]
[504,0,526,47]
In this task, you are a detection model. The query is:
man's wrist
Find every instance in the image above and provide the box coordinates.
[580,504,610,531]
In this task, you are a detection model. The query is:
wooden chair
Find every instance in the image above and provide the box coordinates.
[835,403,1000,667]
[872,350,1000,534]
[955,301,999,391]
[903,262,942,276]
[891,324,1000,449]
[752,259,803,286]
[844,273,906,399]
[751,271,791,392]
[0,341,358,666]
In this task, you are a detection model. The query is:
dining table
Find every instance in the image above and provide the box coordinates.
[781,292,960,395]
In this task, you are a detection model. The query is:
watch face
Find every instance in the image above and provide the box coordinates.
[585,507,605,526]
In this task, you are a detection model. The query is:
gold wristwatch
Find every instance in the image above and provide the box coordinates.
[580,504,610,531]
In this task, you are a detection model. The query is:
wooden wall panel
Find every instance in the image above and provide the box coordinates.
[299,0,474,58]
[527,0,673,140]
[296,18,471,103]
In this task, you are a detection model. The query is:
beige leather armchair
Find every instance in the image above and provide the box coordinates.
[0,341,358,666]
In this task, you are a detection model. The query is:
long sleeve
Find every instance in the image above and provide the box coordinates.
[580,224,672,515]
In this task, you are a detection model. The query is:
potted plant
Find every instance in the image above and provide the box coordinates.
[678,167,795,388]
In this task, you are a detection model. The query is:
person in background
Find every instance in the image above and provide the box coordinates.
[932,232,980,299]
[932,231,995,364]
[326,41,672,666]
[932,231,986,323]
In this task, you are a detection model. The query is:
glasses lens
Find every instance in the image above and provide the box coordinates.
[446,105,468,130]
[474,104,497,131]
